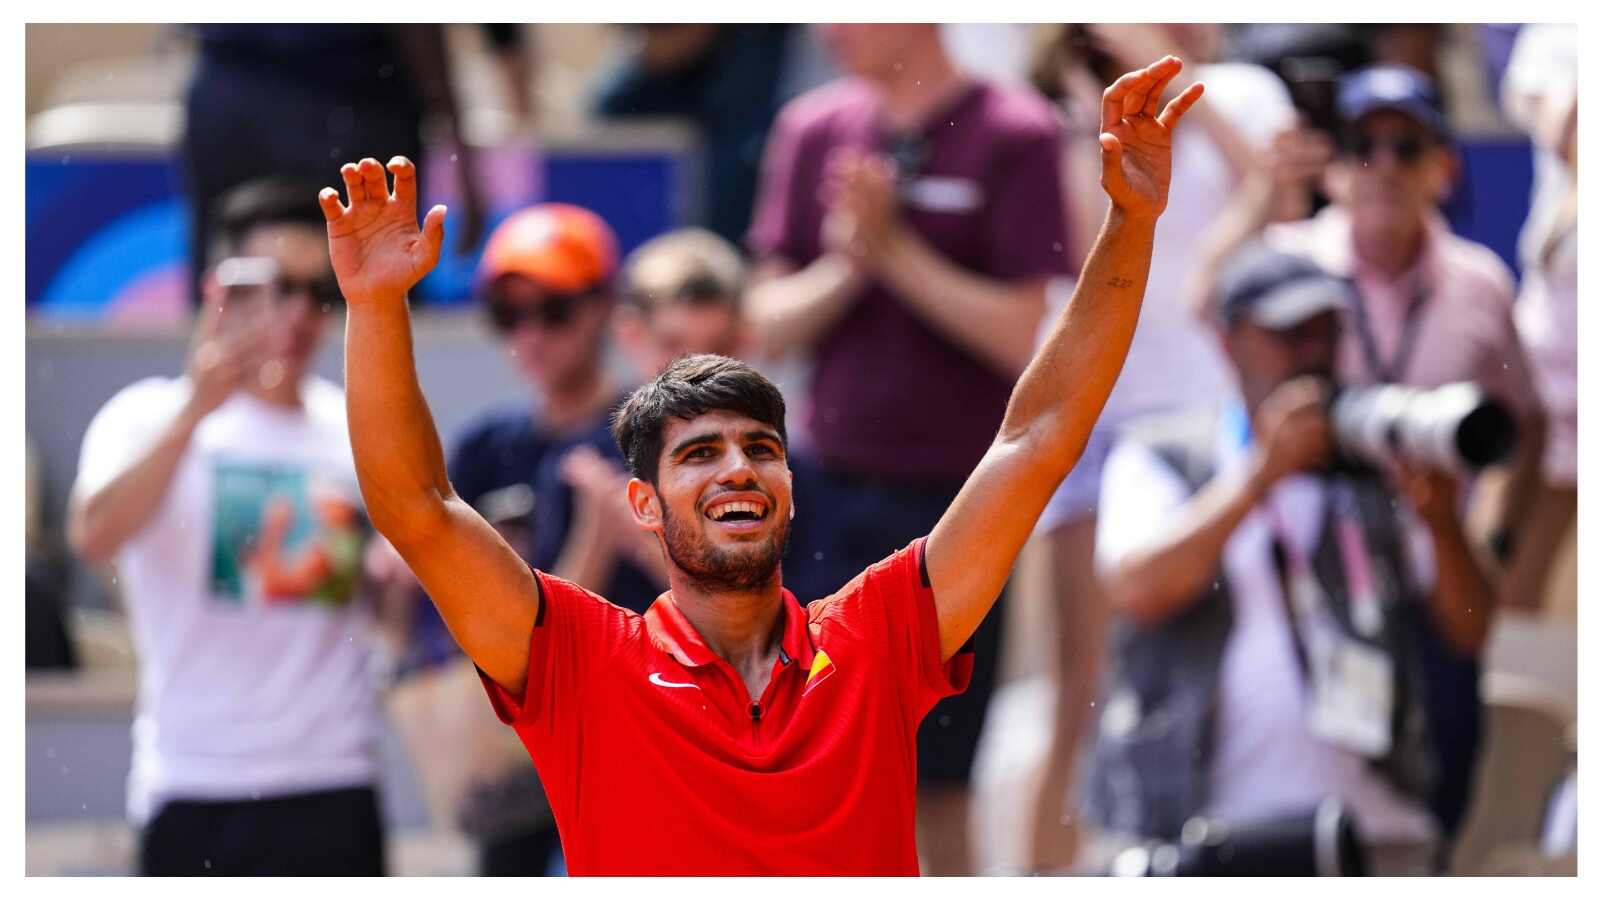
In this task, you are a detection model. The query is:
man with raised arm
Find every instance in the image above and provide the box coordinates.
[321,56,1202,876]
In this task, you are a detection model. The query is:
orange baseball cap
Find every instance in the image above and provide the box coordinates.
[476,203,619,296]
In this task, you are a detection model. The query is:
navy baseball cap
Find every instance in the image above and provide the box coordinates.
[1337,64,1447,138]
[1215,244,1353,330]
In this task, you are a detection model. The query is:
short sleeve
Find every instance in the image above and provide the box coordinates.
[984,124,1071,281]
[477,569,634,731]
[816,537,972,724]
[746,100,813,264]
[1095,438,1195,577]
[73,378,187,501]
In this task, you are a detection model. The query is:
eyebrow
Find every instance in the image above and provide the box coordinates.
[669,432,724,458]
[669,429,784,458]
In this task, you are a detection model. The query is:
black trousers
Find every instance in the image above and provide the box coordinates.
[139,785,385,876]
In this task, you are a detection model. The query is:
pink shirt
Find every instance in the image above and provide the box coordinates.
[1264,205,1537,418]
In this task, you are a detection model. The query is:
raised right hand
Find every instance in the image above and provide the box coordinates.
[319,156,447,305]
[1253,375,1334,485]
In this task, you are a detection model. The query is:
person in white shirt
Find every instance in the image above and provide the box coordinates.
[67,178,385,876]
[1086,244,1493,875]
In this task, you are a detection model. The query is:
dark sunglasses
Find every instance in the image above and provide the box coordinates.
[275,275,344,310]
[1343,132,1429,165]
[487,293,586,334]
[629,272,734,310]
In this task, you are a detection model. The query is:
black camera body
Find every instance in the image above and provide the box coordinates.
[1109,798,1367,876]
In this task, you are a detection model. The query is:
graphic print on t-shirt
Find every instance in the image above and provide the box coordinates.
[209,460,365,606]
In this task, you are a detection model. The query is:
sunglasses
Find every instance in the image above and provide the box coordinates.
[274,275,343,310]
[1343,132,1430,165]
[487,292,586,334]
[629,272,734,310]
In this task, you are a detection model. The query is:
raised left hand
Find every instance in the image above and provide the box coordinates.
[1098,56,1204,219]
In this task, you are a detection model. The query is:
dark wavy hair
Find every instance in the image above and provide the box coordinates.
[612,354,787,484]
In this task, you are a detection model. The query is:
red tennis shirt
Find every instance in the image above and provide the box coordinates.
[479,537,973,875]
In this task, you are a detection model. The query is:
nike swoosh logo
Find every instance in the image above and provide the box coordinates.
[649,672,699,690]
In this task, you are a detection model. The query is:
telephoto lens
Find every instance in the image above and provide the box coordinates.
[1329,381,1517,473]
[1108,798,1367,876]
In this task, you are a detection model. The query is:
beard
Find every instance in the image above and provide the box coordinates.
[660,502,789,594]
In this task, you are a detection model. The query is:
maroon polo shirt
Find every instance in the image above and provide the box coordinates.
[748,77,1070,483]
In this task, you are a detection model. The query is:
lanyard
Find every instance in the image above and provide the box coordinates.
[1348,274,1430,384]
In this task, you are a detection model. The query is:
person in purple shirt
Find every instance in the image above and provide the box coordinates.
[745,23,1071,873]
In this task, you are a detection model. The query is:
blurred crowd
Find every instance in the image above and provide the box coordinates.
[27,23,1577,876]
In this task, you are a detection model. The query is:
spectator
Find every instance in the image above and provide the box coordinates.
[367,202,664,876]
[1086,245,1493,875]
[1022,23,1297,871]
[1191,64,1541,565]
[745,23,1070,873]
[590,24,830,244]
[1501,27,1577,614]
[27,435,77,671]
[613,227,752,374]
[181,25,519,303]
[65,177,385,875]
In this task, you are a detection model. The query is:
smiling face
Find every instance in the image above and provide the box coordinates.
[627,409,793,593]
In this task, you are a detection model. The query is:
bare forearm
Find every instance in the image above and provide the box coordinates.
[1183,171,1274,319]
[745,256,863,355]
[1002,209,1155,462]
[1423,512,1493,656]
[344,298,454,545]
[874,231,1048,376]
[1109,455,1272,625]
[68,401,204,563]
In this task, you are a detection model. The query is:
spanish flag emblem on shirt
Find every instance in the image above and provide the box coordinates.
[803,650,836,696]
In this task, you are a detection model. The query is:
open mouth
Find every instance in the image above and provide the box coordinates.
[703,497,770,526]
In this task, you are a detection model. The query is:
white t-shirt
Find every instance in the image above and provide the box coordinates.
[1095,418,1439,845]
[1042,62,1296,423]
[75,375,381,824]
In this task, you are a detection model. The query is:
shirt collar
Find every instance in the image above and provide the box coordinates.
[644,589,815,671]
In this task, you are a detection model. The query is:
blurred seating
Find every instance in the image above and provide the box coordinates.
[1448,672,1574,874]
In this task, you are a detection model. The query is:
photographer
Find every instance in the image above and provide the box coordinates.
[1084,246,1492,875]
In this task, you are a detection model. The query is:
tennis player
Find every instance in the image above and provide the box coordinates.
[320,56,1202,875]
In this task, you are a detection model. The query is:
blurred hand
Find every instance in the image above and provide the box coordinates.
[184,294,270,420]
[821,149,900,268]
[1098,57,1205,219]
[1254,376,1335,485]
[320,156,446,306]
[561,446,632,530]
[1268,125,1335,190]
[1391,461,1461,529]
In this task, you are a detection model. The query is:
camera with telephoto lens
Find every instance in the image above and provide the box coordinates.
[1108,798,1367,876]
[1328,381,1517,474]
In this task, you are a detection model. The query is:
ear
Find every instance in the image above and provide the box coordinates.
[626,477,664,532]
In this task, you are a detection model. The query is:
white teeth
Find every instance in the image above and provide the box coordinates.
[708,500,767,521]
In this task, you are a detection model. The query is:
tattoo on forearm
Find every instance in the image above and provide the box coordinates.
[1106,276,1134,289]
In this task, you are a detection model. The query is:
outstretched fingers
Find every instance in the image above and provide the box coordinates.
[1157,81,1206,130]
[387,156,418,214]
[339,163,366,206]
[1100,67,1147,133]
[318,187,344,223]
[1140,56,1183,117]
[357,157,389,202]
[417,204,448,270]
